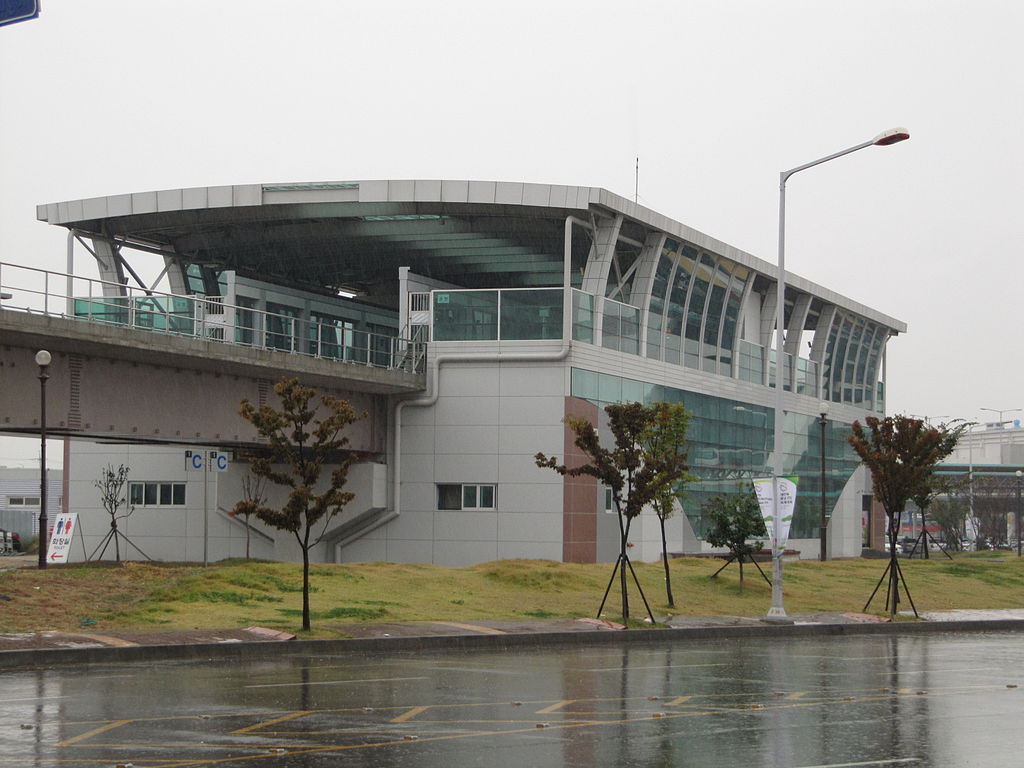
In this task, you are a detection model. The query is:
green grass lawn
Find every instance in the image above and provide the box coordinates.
[2,553,1022,638]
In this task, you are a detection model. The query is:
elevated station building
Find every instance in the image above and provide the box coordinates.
[27,180,903,564]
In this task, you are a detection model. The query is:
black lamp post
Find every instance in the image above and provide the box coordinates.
[1016,470,1022,559]
[35,349,51,569]
[819,401,829,561]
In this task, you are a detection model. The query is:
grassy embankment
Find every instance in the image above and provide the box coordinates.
[2,552,1023,638]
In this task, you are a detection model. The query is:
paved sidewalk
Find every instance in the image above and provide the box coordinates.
[0,610,960,655]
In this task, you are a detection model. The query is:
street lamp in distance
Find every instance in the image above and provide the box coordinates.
[819,401,830,562]
[35,349,51,569]
[1015,470,1022,559]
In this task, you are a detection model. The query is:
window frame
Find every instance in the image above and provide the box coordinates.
[437,483,496,511]
[6,496,40,507]
[129,481,187,508]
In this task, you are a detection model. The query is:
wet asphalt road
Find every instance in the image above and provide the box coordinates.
[3,632,1023,767]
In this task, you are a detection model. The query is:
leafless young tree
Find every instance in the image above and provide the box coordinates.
[93,464,134,562]
[230,472,268,559]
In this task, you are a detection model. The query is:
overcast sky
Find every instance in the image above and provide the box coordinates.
[1,0,1021,465]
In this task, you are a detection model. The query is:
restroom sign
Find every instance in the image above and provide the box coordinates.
[47,513,78,564]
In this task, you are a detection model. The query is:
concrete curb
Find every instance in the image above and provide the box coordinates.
[3,618,1023,670]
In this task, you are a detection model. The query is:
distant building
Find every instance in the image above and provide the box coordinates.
[35,180,902,565]
[0,467,62,545]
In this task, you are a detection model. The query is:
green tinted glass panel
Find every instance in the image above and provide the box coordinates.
[479,486,494,508]
[500,290,563,340]
[434,291,498,341]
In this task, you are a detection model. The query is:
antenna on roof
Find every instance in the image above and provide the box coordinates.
[634,157,639,204]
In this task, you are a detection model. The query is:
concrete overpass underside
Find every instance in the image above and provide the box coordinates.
[0,310,425,454]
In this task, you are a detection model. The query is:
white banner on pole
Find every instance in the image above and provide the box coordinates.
[753,476,799,554]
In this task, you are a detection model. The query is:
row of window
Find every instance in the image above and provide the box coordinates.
[6,496,40,507]
[8,483,498,512]
[129,482,186,507]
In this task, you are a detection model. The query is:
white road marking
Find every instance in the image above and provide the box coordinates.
[245,676,428,689]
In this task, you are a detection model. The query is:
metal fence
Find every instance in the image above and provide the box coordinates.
[0,262,426,374]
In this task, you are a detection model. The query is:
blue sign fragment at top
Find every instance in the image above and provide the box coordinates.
[0,0,40,29]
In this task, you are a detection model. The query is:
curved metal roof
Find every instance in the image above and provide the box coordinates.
[37,179,906,331]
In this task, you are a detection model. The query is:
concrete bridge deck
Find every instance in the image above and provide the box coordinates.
[0,309,425,450]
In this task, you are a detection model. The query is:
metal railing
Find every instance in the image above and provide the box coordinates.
[0,262,426,374]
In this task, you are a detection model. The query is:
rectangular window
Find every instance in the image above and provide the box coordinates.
[6,496,40,507]
[437,484,496,511]
[129,482,186,507]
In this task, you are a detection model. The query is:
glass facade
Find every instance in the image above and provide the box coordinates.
[500,290,563,340]
[643,240,751,379]
[823,310,886,410]
[74,296,195,334]
[433,289,563,342]
[572,290,595,343]
[421,237,889,412]
[601,298,640,354]
[570,368,860,540]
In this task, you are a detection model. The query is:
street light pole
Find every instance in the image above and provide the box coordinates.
[1015,470,1022,558]
[769,127,909,619]
[980,407,1022,426]
[35,349,52,569]
[819,402,829,561]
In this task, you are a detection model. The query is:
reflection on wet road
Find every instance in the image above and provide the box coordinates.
[2,632,1022,767]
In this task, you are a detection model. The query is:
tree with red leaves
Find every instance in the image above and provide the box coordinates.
[848,415,960,618]
[536,402,690,624]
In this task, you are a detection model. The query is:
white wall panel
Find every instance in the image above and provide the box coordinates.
[497,424,562,455]
[338,537,387,563]
[440,365,501,395]
[433,539,498,566]
[401,425,436,455]
[434,426,499,455]
[497,512,561,542]
[435,396,499,425]
[498,396,564,425]
[498,365,564,396]
[383,507,435,540]
[384,539,435,564]
[496,456,549,485]
[399,455,436,484]
[434,510,497,541]
[492,481,561,513]
[433,453,499,481]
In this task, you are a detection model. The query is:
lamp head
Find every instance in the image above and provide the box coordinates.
[35,350,51,368]
[873,127,910,146]
[1017,470,1022,478]
[819,401,830,418]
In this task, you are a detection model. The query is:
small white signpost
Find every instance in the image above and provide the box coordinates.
[47,512,78,565]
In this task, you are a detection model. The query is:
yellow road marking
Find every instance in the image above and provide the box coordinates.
[536,700,574,714]
[666,696,692,706]
[55,632,139,648]
[429,621,506,635]
[232,711,311,734]
[391,705,430,723]
[58,719,132,747]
